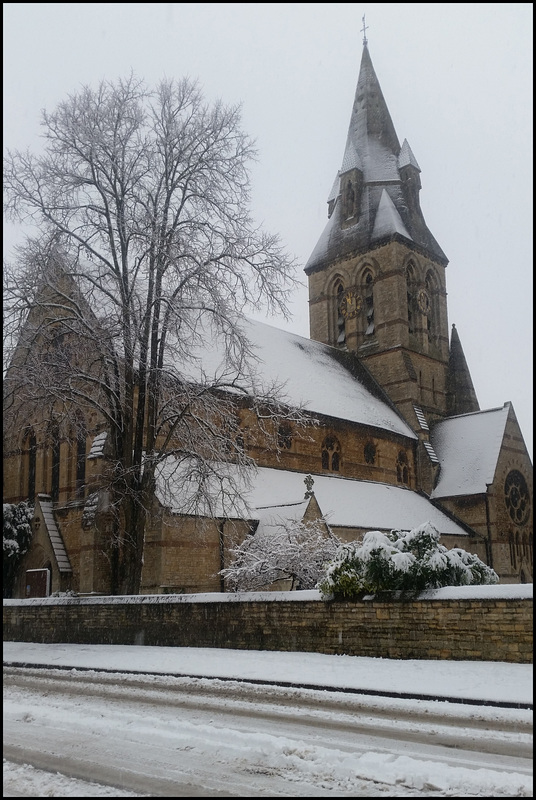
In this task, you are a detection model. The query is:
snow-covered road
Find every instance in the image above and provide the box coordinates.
[3,664,532,797]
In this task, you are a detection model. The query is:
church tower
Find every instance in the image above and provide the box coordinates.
[305,40,479,488]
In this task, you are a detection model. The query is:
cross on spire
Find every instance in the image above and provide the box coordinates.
[361,14,369,46]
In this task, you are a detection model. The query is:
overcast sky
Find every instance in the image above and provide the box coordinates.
[3,3,533,458]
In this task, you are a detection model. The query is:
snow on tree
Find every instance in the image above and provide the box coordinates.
[220,517,341,591]
[3,74,305,594]
[3,501,33,598]
[318,521,499,600]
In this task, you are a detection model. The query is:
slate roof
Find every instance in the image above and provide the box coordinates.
[430,404,510,498]
[88,431,108,459]
[155,460,470,538]
[305,44,447,274]
[37,494,72,573]
[179,316,417,440]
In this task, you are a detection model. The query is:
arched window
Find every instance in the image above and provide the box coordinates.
[321,435,341,472]
[364,441,376,464]
[277,422,293,450]
[406,263,417,335]
[396,450,410,485]
[425,270,439,343]
[363,270,374,336]
[50,423,61,503]
[75,416,87,499]
[22,428,37,504]
[335,281,346,347]
[344,179,355,217]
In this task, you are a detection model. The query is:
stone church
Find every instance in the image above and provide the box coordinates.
[3,43,532,597]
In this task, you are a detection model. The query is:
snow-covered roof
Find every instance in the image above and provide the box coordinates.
[340,139,363,173]
[37,495,72,573]
[254,500,311,538]
[305,45,448,275]
[327,173,340,203]
[250,468,469,536]
[398,139,421,171]
[371,189,412,242]
[155,460,470,538]
[177,317,416,439]
[87,431,108,459]
[430,404,510,498]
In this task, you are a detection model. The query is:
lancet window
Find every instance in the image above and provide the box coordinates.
[363,270,375,336]
[396,450,410,485]
[22,428,37,504]
[406,263,417,335]
[321,435,341,472]
[335,281,346,347]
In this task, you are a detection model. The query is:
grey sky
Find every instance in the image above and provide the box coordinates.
[3,3,533,457]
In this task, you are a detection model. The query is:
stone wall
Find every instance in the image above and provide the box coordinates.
[3,589,532,663]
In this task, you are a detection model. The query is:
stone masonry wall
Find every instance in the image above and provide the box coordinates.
[3,592,532,663]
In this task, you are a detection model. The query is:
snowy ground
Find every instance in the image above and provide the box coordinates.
[3,641,533,797]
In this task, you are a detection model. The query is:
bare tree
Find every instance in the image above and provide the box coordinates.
[220,517,341,591]
[3,74,304,594]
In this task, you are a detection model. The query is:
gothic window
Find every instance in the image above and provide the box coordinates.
[277,422,293,450]
[335,281,346,347]
[425,270,439,343]
[344,179,355,218]
[49,423,61,502]
[504,470,531,526]
[406,263,417,335]
[364,441,376,464]
[75,417,87,499]
[220,413,245,457]
[396,450,410,485]
[51,425,61,503]
[321,435,341,472]
[363,270,375,335]
[22,429,37,504]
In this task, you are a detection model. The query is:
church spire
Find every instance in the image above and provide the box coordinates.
[446,324,480,416]
[344,41,401,182]
[305,42,447,275]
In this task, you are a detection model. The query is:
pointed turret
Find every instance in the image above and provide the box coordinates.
[446,324,480,416]
[305,44,447,275]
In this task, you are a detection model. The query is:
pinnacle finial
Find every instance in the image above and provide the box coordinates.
[361,14,369,46]
[304,474,314,498]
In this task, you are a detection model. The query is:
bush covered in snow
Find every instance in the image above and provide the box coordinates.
[220,518,341,591]
[3,501,33,597]
[318,522,499,601]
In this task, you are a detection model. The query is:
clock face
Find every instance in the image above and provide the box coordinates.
[417,289,430,315]
[340,289,362,319]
